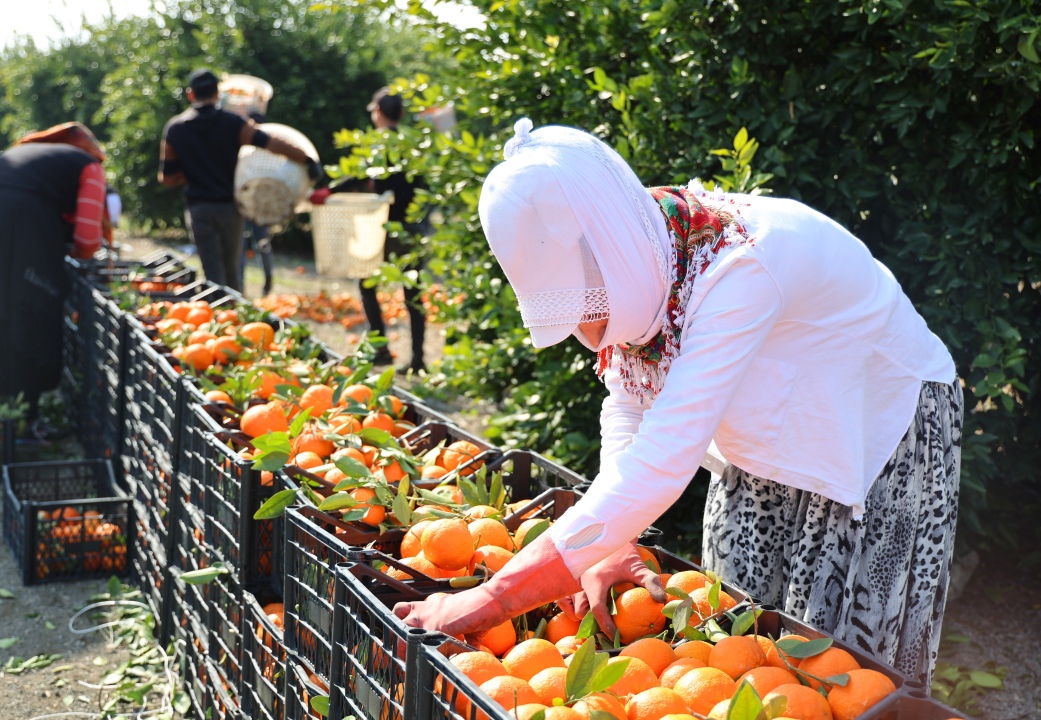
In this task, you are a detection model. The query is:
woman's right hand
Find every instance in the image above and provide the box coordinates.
[556,540,666,639]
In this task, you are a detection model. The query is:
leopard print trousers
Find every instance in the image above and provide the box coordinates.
[702,380,962,689]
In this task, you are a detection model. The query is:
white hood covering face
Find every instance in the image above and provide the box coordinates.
[478,119,673,350]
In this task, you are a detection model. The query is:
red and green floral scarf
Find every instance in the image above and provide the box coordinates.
[596,184,753,402]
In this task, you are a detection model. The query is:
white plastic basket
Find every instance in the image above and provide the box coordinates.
[310,192,394,279]
[219,74,274,118]
[234,123,318,228]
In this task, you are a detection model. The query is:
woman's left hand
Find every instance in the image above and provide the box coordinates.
[556,541,666,638]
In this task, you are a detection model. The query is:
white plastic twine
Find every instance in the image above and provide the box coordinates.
[503,117,534,158]
[27,600,177,720]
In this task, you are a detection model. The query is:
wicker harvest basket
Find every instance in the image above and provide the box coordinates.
[234,123,318,228]
[310,192,394,279]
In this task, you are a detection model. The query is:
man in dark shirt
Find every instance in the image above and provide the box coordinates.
[324,88,428,372]
[159,69,316,292]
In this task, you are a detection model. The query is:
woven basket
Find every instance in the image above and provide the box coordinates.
[311,192,394,279]
[234,123,318,228]
[219,74,274,118]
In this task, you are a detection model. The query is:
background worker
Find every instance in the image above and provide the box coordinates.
[159,68,319,292]
[316,87,428,372]
[395,120,962,688]
[0,122,108,424]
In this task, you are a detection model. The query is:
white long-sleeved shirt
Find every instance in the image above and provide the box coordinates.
[548,193,956,577]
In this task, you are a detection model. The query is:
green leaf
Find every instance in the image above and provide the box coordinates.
[730,608,762,637]
[376,367,395,390]
[357,428,393,446]
[665,586,689,600]
[0,637,18,649]
[575,611,598,640]
[969,671,1003,688]
[825,673,850,687]
[0,589,13,599]
[334,455,372,478]
[778,637,832,659]
[310,694,330,716]
[707,579,721,611]
[726,678,764,720]
[564,631,597,699]
[392,491,411,526]
[44,621,56,631]
[1018,33,1040,63]
[318,492,359,512]
[519,519,550,549]
[180,566,230,585]
[252,451,290,471]
[253,488,299,519]
[590,656,628,694]
[289,407,313,437]
[673,599,693,635]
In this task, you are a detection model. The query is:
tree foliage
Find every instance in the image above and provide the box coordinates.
[0,0,436,228]
[332,0,1041,550]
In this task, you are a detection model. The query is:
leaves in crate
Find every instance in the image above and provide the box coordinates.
[340,507,373,523]
[417,487,465,508]
[376,366,396,390]
[564,630,597,699]
[309,694,330,716]
[318,492,359,512]
[334,454,372,479]
[575,611,599,640]
[664,586,689,600]
[588,713,619,720]
[590,656,628,694]
[254,488,300,519]
[730,608,762,637]
[680,626,709,642]
[180,564,230,585]
[357,427,394,446]
[707,579,721,611]
[0,589,13,599]
[824,673,850,687]
[250,431,292,470]
[392,490,411,526]
[518,518,550,549]
[528,711,546,720]
[776,636,831,659]
[0,637,18,649]
[704,619,729,644]
[724,679,764,720]
[289,407,314,437]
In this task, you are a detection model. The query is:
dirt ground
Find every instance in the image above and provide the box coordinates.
[4,233,1038,719]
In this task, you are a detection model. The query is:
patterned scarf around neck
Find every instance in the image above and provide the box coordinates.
[595,182,754,403]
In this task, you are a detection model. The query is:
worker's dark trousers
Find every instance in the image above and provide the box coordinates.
[186,202,244,292]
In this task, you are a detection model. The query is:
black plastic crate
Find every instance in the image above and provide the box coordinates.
[129,516,167,636]
[859,690,974,720]
[122,327,184,476]
[208,571,246,713]
[241,591,288,720]
[122,428,178,548]
[200,429,286,589]
[327,562,426,720]
[172,572,211,720]
[282,506,356,684]
[285,655,329,720]
[60,314,86,442]
[412,633,522,720]
[170,565,210,658]
[2,459,130,585]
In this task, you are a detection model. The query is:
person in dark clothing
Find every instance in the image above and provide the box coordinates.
[159,69,318,292]
[320,87,428,372]
[0,122,108,420]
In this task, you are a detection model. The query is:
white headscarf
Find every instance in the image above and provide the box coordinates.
[479,119,673,351]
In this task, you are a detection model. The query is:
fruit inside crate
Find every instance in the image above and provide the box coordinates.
[2,459,130,585]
